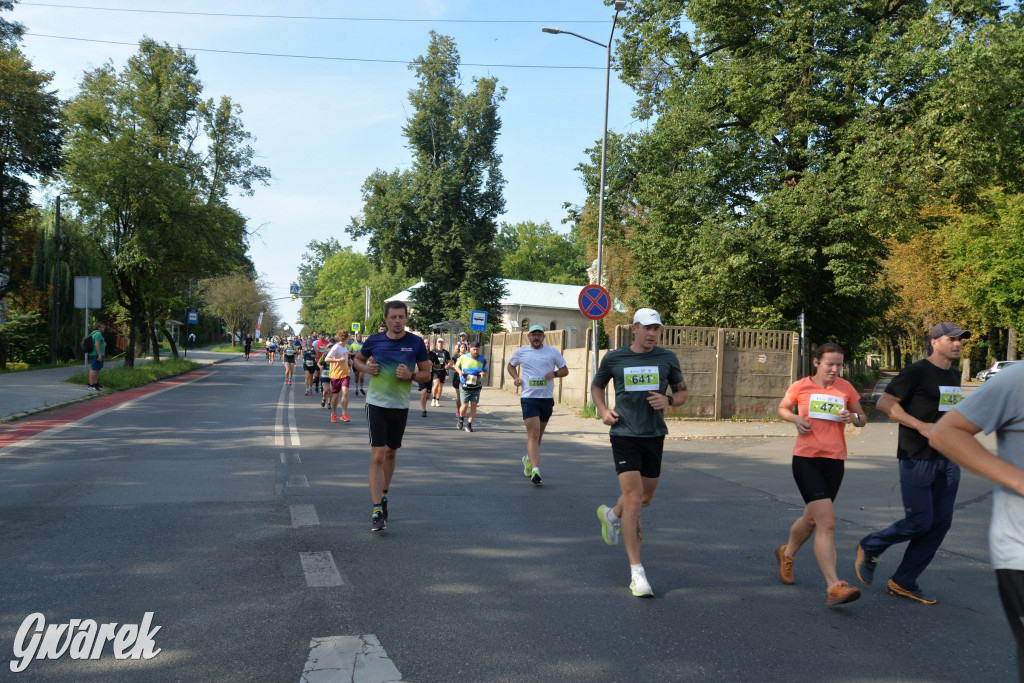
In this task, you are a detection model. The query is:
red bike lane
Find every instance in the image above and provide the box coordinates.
[0,370,212,452]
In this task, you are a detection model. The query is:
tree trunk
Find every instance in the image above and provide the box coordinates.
[161,325,179,359]
[148,323,161,363]
[961,356,971,383]
[1009,327,1018,361]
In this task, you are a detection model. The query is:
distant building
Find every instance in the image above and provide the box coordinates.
[386,278,596,347]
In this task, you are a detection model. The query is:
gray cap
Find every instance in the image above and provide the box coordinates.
[928,322,971,340]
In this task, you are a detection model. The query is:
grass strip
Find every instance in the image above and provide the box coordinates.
[65,358,202,391]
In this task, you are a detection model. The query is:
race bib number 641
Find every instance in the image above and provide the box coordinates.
[624,366,660,392]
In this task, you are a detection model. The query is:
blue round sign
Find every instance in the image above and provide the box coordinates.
[578,285,611,320]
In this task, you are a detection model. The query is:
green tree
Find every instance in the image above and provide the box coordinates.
[202,270,276,345]
[495,221,587,285]
[296,237,344,332]
[349,32,507,330]
[585,0,1024,352]
[0,1,24,49]
[942,188,1024,359]
[0,44,62,368]
[61,38,268,366]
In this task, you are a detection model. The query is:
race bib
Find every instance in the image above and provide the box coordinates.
[938,386,962,412]
[808,393,844,421]
[465,374,479,387]
[528,378,547,387]
[624,366,660,392]
[304,359,314,367]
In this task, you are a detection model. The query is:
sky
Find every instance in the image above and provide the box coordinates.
[8,0,647,328]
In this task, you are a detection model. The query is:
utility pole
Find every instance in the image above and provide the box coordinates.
[50,195,62,364]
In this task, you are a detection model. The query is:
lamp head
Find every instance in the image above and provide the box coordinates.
[614,0,627,10]
[542,27,561,34]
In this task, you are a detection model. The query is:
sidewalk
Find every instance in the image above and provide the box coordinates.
[0,349,229,423]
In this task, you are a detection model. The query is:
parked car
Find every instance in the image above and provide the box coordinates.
[975,369,990,382]
[983,360,1021,381]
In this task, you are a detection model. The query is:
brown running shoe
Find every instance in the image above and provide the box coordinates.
[775,544,794,584]
[827,580,862,606]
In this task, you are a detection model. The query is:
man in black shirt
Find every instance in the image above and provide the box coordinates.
[855,322,970,604]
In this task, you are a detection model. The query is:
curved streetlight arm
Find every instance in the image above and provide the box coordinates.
[541,27,607,49]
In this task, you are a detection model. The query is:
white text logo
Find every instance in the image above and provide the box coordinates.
[10,612,162,673]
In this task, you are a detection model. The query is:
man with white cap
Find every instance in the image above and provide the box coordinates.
[855,321,971,604]
[507,324,569,485]
[592,308,688,597]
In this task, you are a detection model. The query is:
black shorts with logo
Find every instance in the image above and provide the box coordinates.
[610,435,665,478]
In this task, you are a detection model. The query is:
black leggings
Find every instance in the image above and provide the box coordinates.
[997,569,1024,682]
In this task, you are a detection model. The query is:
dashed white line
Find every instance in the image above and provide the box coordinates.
[281,452,301,464]
[287,474,309,488]
[290,504,320,528]
[299,551,344,587]
[301,635,403,682]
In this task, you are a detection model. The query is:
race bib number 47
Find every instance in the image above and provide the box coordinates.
[808,393,845,421]
[624,366,660,392]
[938,386,962,412]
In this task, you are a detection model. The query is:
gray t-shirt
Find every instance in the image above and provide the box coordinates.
[593,345,684,438]
[955,362,1024,571]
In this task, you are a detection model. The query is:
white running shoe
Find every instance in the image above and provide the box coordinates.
[630,568,654,598]
[598,504,620,546]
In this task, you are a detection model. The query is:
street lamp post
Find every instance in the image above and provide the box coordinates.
[544,0,627,406]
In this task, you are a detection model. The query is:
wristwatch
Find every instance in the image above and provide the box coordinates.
[667,394,674,406]
[853,413,860,425]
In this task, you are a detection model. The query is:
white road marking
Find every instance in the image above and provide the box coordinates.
[281,452,301,464]
[300,635,403,682]
[290,505,319,528]
[287,385,301,446]
[287,474,309,488]
[275,382,287,447]
[299,552,344,587]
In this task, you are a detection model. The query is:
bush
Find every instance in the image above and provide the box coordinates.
[851,368,883,390]
[66,358,202,391]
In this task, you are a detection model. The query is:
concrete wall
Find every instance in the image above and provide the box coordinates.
[482,324,798,420]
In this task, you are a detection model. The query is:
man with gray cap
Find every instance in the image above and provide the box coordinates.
[855,321,971,604]
[592,308,688,597]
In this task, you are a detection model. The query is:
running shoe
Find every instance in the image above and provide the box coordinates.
[886,579,937,604]
[827,581,861,606]
[331,414,338,423]
[422,410,427,418]
[630,568,654,598]
[775,545,794,585]
[855,543,879,585]
[458,418,464,431]
[465,422,474,432]
[321,397,326,407]
[522,455,532,477]
[597,504,620,546]
[341,414,350,423]
[530,468,541,485]
[371,513,386,532]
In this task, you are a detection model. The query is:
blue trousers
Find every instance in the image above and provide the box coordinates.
[859,458,961,590]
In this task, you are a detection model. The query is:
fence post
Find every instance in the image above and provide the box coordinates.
[714,327,726,421]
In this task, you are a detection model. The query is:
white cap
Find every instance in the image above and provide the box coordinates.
[633,308,663,326]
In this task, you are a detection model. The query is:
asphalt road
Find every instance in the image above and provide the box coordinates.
[0,357,1015,681]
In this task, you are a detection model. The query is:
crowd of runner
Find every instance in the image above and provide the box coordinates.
[250,309,1024,674]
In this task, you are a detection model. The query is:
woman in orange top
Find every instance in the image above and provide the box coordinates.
[775,342,866,606]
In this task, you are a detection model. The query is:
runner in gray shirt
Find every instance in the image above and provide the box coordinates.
[930,361,1024,679]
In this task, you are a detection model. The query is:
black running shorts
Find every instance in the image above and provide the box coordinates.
[791,455,844,503]
[610,435,664,478]
[365,403,409,449]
